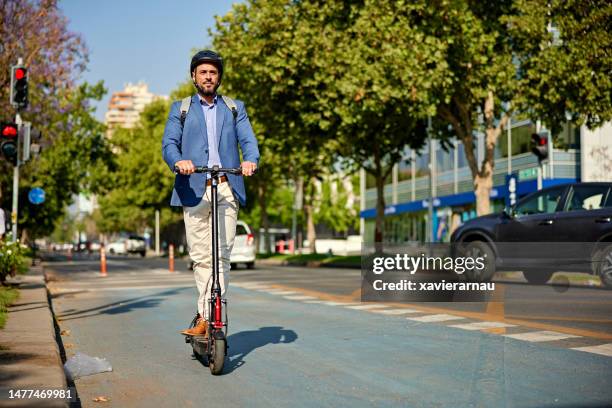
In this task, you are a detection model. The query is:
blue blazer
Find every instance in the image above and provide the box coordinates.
[162,95,260,207]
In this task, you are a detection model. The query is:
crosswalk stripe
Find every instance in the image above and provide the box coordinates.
[503,330,580,342]
[407,314,465,323]
[284,295,317,300]
[236,282,271,289]
[450,321,516,331]
[322,301,361,306]
[345,304,388,310]
[571,343,612,357]
[266,290,299,295]
[370,308,420,315]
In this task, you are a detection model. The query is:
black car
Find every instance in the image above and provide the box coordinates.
[450,182,612,287]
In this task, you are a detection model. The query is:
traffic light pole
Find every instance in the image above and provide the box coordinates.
[12,114,21,243]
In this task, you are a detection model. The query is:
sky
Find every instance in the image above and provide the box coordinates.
[59,0,238,121]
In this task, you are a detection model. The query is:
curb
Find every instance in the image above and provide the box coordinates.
[0,264,69,408]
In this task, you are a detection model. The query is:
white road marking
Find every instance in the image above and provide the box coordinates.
[322,301,361,306]
[266,290,299,295]
[571,343,612,358]
[234,282,271,289]
[345,304,388,310]
[407,314,465,323]
[370,308,420,315]
[503,330,580,342]
[450,321,516,331]
[303,300,327,304]
[283,295,317,300]
[77,284,193,291]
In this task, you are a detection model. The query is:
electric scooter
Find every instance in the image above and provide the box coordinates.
[177,165,243,375]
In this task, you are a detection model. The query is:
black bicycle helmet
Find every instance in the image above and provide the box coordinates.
[190,50,224,79]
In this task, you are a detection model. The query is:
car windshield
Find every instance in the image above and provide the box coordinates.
[236,224,248,235]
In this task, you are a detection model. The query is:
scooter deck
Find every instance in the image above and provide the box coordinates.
[189,335,209,355]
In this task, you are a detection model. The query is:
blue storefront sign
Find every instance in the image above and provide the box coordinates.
[505,173,518,208]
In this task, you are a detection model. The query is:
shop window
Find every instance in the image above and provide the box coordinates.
[510,123,536,156]
[398,149,413,182]
[555,122,580,150]
[415,145,430,178]
[436,144,454,173]
[365,171,392,189]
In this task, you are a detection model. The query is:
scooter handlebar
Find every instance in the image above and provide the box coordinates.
[173,165,246,175]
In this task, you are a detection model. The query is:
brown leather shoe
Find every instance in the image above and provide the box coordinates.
[181,319,208,336]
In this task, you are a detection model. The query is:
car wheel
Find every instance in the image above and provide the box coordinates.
[246,261,255,269]
[140,251,146,257]
[522,269,554,285]
[230,263,237,270]
[462,241,496,282]
[598,244,612,289]
[109,248,115,254]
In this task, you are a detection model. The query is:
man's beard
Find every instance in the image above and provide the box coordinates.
[196,81,217,97]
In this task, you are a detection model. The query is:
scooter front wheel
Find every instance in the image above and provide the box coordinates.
[209,336,226,375]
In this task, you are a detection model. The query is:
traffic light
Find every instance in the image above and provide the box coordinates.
[10,65,28,109]
[1,122,19,165]
[530,133,548,162]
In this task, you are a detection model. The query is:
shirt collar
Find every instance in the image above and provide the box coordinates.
[198,94,217,107]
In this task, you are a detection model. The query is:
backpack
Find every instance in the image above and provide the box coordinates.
[179,95,238,129]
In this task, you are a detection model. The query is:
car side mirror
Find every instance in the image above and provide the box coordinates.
[503,206,515,219]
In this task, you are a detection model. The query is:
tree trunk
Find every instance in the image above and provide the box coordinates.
[303,176,317,254]
[257,183,270,254]
[475,91,510,216]
[474,170,493,215]
[304,203,316,254]
[439,92,510,217]
[374,170,385,244]
[20,228,29,245]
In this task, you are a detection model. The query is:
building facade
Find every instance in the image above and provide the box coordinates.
[104,82,165,136]
[360,120,612,244]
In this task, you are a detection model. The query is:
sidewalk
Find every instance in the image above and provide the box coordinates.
[0,264,69,408]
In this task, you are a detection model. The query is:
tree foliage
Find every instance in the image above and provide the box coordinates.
[0,0,111,241]
[96,99,181,234]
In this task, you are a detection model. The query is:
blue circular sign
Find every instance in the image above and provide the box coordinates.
[28,187,45,205]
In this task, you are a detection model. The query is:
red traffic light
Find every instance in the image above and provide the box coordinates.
[1,124,18,138]
[15,68,26,80]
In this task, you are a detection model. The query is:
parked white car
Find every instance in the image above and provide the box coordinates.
[106,236,146,257]
[231,221,256,269]
[107,238,128,255]
[188,220,256,270]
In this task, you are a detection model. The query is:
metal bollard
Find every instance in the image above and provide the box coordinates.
[67,246,72,262]
[100,244,107,277]
[169,244,175,273]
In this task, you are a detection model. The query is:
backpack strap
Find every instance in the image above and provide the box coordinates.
[220,95,238,123]
[179,96,191,129]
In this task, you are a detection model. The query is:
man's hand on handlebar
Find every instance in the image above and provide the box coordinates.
[175,160,195,175]
[241,161,257,177]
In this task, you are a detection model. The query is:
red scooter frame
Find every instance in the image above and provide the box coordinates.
[179,165,243,375]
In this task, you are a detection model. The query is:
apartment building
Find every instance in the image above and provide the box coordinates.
[104,82,166,136]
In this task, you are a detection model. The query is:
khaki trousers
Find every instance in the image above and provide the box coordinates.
[183,181,238,320]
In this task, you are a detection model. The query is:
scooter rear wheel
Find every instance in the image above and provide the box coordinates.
[209,337,226,375]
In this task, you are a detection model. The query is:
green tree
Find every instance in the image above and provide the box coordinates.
[14,82,111,241]
[212,0,339,252]
[96,99,181,234]
[430,0,612,215]
[0,0,112,241]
